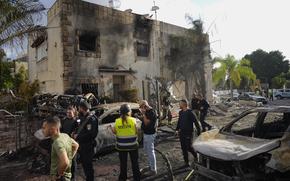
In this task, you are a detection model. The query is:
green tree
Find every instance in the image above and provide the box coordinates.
[0,0,45,47]
[271,75,286,89]
[213,55,256,98]
[0,59,14,89]
[244,49,289,86]
[14,65,28,90]
[271,71,290,89]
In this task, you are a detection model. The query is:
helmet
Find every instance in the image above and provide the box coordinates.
[120,104,131,115]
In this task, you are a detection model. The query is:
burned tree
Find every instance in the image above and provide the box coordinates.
[167,18,210,98]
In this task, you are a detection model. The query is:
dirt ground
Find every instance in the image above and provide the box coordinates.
[1,99,289,181]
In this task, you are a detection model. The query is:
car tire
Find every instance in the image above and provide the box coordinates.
[276,95,282,100]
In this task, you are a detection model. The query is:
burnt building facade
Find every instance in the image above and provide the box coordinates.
[28,0,212,102]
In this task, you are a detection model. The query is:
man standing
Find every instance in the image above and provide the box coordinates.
[176,100,201,167]
[191,93,199,117]
[61,106,78,181]
[74,101,98,181]
[139,100,158,175]
[42,116,79,181]
[161,91,173,125]
[61,106,78,135]
[198,95,212,132]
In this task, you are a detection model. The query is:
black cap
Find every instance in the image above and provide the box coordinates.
[79,100,91,110]
[120,104,131,115]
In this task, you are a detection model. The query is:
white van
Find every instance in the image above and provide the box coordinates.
[274,89,290,99]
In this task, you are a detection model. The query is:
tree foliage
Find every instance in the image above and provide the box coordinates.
[271,71,290,89]
[0,0,45,47]
[213,55,256,97]
[0,51,14,89]
[244,49,289,86]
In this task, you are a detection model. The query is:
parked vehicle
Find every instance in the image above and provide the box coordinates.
[193,106,290,181]
[91,102,143,154]
[274,89,290,99]
[238,92,267,104]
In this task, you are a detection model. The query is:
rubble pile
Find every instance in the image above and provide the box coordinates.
[31,93,99,119]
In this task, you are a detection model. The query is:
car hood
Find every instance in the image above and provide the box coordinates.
[193,129,280,161]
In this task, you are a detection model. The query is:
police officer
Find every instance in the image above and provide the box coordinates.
[109,104,141,181]
[73,101,98,181]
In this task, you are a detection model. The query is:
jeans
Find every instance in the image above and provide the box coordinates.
[119,150,141,181]
[143,134,157,172]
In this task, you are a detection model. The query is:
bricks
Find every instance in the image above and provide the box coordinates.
[0,117,38,153]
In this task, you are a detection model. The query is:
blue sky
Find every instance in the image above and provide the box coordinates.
[6,0,290,61]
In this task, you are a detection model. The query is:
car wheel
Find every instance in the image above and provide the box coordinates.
[276,95,282,100]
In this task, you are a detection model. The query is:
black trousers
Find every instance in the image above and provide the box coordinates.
[79,144,94,181]
[118,149,141,181]
[200,111,212,132]
[179,133,197,164]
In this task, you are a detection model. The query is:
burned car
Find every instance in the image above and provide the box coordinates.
[193,106,290,181]
[92,102,143,154]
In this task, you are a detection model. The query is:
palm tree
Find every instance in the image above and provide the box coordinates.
[0,0,44,89]
[213,55,256,98]
[0,0,45,47]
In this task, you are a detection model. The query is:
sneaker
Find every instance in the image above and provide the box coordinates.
[140,166,150,174]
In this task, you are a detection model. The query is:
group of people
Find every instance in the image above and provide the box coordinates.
[40,101,98,181]
[40,95,210,181]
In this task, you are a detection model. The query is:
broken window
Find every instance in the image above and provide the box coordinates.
[256,112,288,139]
[77,31,100,53]
[136,42,149,57]
[230,112,258,137]
[36,42,48,61]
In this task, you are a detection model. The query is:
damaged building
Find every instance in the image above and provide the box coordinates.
[28,0,212,102]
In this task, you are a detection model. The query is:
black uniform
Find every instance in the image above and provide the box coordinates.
[198,99,211,132]
[75,112,98,181]
[176,109,201,165]
[191,98,199,110]
[61,117,77,181]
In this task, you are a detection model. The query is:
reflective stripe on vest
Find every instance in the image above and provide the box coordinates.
[115,117,138,151]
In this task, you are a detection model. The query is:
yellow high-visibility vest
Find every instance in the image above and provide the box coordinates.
[115,116,138,151]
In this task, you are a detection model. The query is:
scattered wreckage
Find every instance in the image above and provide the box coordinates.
[193,106,290,181]
[30,93,99,118]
